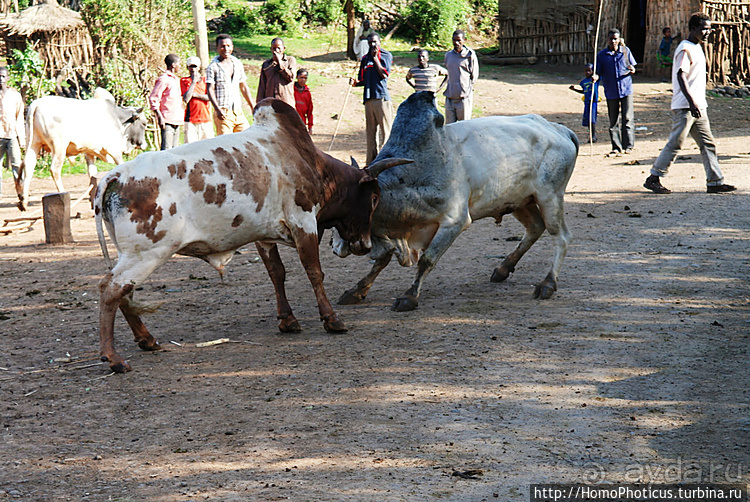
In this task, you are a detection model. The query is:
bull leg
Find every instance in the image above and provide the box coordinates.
[49,151,66,193]
[533,196,571,299]
[84,153,99,207]
[17,144,40,211]
[337,251,394,305]
[256,242,302,333]
[294,231,347,333]
[393,221,467,312]
[491,204,546,283]
[120,290,161,351]
[99,274,135,373]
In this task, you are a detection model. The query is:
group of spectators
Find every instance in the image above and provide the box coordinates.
[349,28,479,163]
[5,14,728,198]
[148,34,314,150]
[569,11,735,194]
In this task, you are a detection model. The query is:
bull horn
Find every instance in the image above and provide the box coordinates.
[365,158,414,178]
[350,156,360,169]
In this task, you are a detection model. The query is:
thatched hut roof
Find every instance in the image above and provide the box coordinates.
[0,0,84,37]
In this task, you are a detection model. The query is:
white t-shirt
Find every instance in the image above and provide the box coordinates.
[671,39,707,110]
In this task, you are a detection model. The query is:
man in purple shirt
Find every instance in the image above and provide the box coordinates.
[595,29,637,156]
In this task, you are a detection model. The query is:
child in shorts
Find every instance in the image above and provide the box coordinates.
[569,63,600,143]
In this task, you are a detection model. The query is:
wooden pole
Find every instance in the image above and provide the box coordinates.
[590,0,604,155]
[191,0,210,68]
[328,64,360,153]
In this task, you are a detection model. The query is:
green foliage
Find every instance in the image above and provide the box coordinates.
[471,0,498,33]
[7,43,56,104]
[81,0,193,105]
[405,0,470,46]
[262,0,303,34]
[308,0,343,25]
[220,5,266,34]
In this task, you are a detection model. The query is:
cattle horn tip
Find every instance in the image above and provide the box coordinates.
[365,158,414,177]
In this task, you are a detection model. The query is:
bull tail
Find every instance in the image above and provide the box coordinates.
[95,175,116,270]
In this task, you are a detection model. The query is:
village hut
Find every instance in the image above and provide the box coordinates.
[0,0,93,79]
[497,0,750,85]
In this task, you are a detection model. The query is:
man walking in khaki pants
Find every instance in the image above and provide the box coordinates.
[350,32,392,164]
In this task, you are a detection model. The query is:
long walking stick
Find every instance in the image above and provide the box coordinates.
[328,63,360,153]
[590,0,604,156]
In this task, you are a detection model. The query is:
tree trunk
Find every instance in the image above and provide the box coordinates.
[344,0,356,60]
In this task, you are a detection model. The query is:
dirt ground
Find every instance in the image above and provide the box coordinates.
[1,51,749,502]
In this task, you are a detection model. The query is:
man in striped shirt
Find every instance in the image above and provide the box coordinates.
[406,49,448,94]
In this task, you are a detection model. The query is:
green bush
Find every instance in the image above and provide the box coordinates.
[8,43,56,104]
[262,0,303,34]
[405,0,470,46]
[308,0,342,25]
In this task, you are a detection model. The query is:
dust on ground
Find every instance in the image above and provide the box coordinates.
[0,49,749,501]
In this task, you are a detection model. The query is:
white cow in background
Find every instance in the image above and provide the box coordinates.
[16,88,148,211]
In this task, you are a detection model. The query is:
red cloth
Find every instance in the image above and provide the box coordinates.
[179,76,211,124]
[294,84,313,129]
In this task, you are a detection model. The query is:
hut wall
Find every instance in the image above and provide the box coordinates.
[496,3,597,66]
[4,26,93,78]
[703,0,750,85]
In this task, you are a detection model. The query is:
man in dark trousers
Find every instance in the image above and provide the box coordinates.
[350,32,392,164]
[644,12,736,194]
[595,29,636,156]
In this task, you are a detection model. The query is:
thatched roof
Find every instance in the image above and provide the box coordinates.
[0,0,84,37]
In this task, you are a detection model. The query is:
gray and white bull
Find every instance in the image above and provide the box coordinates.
[332,91,579,311]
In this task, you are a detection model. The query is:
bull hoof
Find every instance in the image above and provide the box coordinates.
[324,317,348,333]
[392,294,418,312]
[491,265,512,283]
[137,339,162,351]
[533,281,557,299]
[337,288,365,305]
[102,356,132,373]
[278,318,302,333]
[17,200,27,212]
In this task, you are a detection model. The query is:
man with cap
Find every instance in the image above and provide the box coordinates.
[181,56,214,143]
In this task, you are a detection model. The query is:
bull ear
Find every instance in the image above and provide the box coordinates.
[365,158,413,178]
[350,156,360,170]
[135,107,144,115]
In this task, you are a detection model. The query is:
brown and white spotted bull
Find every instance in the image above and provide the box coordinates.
[18,88,148,211]
[94,98,409,373]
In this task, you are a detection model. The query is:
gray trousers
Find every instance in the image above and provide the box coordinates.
[445,95,473,124]
[364,99,392,164]
[0,136,21,194]
[651,108,724,186]
[160,123,181,150]
[606,94,635,151]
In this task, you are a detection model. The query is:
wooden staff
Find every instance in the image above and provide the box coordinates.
[590,0,604,155]
[328,63,360,153]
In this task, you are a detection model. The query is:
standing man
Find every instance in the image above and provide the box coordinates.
[181,56,214,143]
[206,34,255,135]
[595,29,637,156]
[0,66,24,196]
[644,13,736,194]
[406,49,448,94]
[350,32,393,164]
[149,54,183,150]
[443,29,479,124]
[257,37,296,108]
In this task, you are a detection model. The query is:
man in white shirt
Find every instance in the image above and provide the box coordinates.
[644,12,736,194]
[0,67,25,196]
